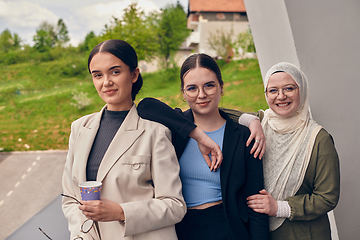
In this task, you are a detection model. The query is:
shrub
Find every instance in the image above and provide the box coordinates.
[70,91,93,110]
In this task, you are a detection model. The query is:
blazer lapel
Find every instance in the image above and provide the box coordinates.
[183,108,240,201]
[96,104,144,182]
[220,111,240,202]
[73,108,104,183]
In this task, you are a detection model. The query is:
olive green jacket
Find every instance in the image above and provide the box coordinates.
[222,109,340,240]
[271,128,340,240]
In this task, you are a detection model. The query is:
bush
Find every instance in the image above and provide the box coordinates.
[208,28,235,62]
[70,91,93,110]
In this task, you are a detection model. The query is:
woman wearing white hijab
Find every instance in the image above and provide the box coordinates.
[243,62,340,239]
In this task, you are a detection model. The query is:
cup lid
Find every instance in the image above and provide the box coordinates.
[78,181,102,188]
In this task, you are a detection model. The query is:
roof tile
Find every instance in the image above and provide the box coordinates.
[189,0,246,12]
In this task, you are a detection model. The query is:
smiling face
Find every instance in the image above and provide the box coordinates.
[183,67,222,118]
[89,52,139,111]
[266,72,300,118]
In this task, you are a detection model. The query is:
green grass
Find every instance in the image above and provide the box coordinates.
[0,58,268,152]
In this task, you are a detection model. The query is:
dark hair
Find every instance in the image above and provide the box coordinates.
[180,53,223,90]
[88,39,143,101]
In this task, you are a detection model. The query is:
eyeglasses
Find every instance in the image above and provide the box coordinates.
[265,85,298,99]
[183,82,219,98]
[39,194,94,240]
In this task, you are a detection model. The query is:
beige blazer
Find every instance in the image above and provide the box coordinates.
[62,104,186,240]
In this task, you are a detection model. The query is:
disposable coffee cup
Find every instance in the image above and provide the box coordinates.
[78,181,102,201]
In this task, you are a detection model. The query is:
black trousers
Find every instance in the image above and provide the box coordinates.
[175,203,235,240]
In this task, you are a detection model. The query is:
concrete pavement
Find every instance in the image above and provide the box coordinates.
[0,150,67,240]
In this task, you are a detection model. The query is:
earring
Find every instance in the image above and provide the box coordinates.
[183,98,186,102]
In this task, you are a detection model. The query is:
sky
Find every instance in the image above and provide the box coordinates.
[0,0,188,47]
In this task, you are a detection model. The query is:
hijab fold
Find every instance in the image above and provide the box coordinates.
[261,62,322,231]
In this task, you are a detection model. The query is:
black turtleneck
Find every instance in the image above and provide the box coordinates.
[86,108,129,181]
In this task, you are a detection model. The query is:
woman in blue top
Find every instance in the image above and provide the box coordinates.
[137,53,269,240]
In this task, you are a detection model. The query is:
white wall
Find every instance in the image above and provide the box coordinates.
[198,21,250,56]
[244,0,360,239]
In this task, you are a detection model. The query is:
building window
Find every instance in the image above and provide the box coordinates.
[192,14,199,22]
[216,13,225,20]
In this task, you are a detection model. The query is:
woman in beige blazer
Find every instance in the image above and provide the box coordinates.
[62,39,189,240]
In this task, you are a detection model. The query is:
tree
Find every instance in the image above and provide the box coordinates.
[208,27,256,62]
[12,33,21,48]
[156,2,190,68]
[0,29,21,52]
[100,3,159,61]
[33,19,70,51]
[56,19,70,46]
[207,28,235,63]
[78,31,97,52]
[234,28,256,54]
[33,21,57,51]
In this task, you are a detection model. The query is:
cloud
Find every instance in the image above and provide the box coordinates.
[0,0,59,29]
[137,0,160,13]
[0,0,160,46]
[71,0,159,34]
[67,0,160,45]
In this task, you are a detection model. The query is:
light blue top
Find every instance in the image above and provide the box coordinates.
[179,122,226,207]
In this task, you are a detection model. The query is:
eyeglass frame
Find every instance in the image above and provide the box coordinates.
[264,84,299,99]
[39,194,95,240]
[183,81,220,98]
[39,224,92,240]
[62,194,95,239]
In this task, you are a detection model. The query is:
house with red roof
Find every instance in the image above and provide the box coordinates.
[140,0,251,72]
[185,0,250,57]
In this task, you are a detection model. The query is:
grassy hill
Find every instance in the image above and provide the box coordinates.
[0,57,268,152]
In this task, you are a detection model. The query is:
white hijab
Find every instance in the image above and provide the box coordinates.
[261,62,322,231]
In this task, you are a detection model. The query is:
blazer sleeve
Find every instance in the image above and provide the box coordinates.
[220,108,264,125]
[62,120,99,240]
[244,138,269,239]
[120,126,187,236]
[137,97,196,139]
[286,129,340,221]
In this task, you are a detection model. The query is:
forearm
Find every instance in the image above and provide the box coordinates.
[138,97,196,139]
[287,130,340,221]
[219,107,244,122]
[62,125,90,238]
[121,127,186,236]
[121,197,185,236]
[247,171,269,238]
[220,108,264,125]
[239,114,260,127]
[62,155,88,238]
[189,127,206,142]
[62,199,87,238]
[249,211,269,239]
[287,190,339,221]
[243,148,269,238]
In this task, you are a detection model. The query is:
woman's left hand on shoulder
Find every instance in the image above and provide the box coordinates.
[79,199,125,222]
[247,119,266,159]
